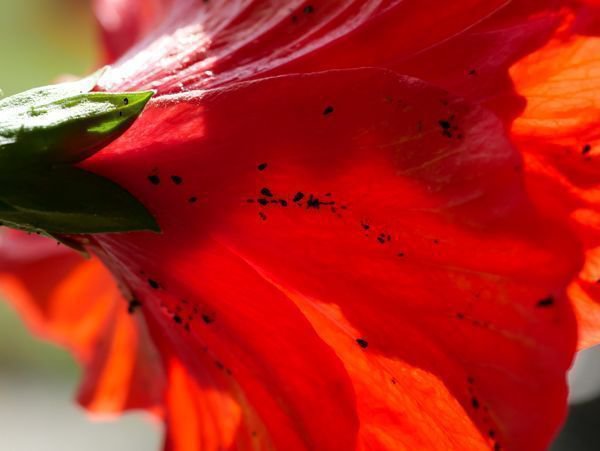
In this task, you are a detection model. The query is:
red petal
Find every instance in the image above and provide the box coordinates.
[84,68,578,449]
[510,7,600,348]
[0,231,165,415]
[394,1,563,119]
[94,0,509,94]
[93,0,169,63]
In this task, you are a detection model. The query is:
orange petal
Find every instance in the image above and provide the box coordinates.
[162,351,273,451]
[0,231,165,415]
[511,7,600,348]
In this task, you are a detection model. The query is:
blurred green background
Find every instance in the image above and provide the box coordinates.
[0,1,160,450]
[2,1,600,450]
[0,0,96,96]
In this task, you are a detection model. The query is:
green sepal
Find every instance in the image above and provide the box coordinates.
[0,73,153,166]
[0,71,101,112]
[0,72,160,236]
[0,166,159,234]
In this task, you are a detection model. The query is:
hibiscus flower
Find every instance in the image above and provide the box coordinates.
[1,1,599,450]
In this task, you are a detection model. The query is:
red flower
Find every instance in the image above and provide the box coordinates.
[2,1,600,450]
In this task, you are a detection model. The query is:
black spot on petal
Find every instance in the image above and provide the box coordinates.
[582,144,592,155]
[306,194,320,209]
[127,299,142,314]
[471,397,480,409]
[257,163,268,171]
[356,338,369,349]
[438,119,451,130]
[536,296,555,308]
[148,175,160,185]
[323,105,334,116]
[171,175,183,185]
[260,187,273,197]
[293,192,304,203]
[148,279,160,289]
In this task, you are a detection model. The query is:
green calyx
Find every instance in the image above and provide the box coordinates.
[0,70,160,238]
